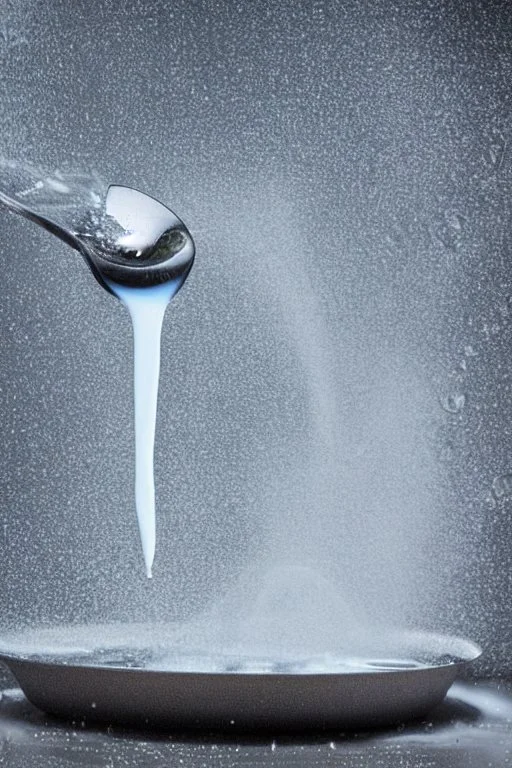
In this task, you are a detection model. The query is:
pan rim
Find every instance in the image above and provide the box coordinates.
[0,626,482,678]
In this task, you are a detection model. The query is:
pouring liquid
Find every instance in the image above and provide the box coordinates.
[107,279,184,578]
[0,160,194,577]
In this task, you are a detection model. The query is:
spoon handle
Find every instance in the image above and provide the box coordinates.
[0,189,81,252]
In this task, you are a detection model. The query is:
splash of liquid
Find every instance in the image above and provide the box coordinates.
[107,279,183,578]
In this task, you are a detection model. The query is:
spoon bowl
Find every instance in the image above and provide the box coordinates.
[0,182,195,294]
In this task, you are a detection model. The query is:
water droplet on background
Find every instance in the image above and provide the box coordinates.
[440,393,466,414]
[491,474,512,501]
[433,211,467,250]
[485,128,507,171]
[497,297,512,320]
[0,20,27,52]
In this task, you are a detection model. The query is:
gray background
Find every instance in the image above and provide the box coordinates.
[0,0,511,675]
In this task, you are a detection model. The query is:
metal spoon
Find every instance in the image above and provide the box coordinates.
[0,184,195,295]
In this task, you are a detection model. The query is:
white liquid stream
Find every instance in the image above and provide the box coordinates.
[107,280,181,578]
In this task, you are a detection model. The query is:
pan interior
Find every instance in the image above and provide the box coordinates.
[0,623,481,675]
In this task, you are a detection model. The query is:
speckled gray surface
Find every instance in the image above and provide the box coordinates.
[0,0,512,702]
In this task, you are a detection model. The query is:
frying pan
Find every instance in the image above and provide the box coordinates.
[0,624,481,731]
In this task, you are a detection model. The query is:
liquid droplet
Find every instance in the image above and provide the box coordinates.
[498,298,512,320]
[439,441,455,462]
[440,394,466,414]
[45,177,71,195]
[0,21,27,51]
[486,128,507,171]
[433,211,466,250]
[486,493,497,510]
[492,474,512,501]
